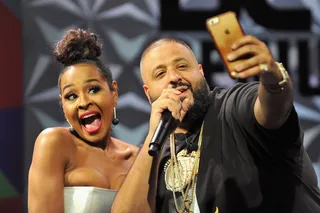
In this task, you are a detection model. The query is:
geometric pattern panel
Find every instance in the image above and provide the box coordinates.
[0,171,19,198]
[0,1,22,108]
[0,197,23,213]
[0,108,24,194]
[0,1,23,213]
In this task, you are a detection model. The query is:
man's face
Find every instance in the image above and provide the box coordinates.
[141,42,211,129]
[141,42,205,104]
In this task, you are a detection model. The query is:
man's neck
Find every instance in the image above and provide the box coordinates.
[175,116,204,135]
[174,127,188,134]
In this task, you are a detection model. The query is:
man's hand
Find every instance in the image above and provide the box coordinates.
[226,35,293,129]
[227,35,282,83]
[148,88,190,134]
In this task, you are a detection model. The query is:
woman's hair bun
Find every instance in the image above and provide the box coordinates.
[53,28,102,65]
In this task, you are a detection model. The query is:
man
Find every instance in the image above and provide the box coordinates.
[111,35,320,213]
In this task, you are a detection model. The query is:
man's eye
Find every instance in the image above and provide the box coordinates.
[156,71,165,78]
[178,64,187,69]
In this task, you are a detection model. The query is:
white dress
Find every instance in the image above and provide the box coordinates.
[64,186,117,213]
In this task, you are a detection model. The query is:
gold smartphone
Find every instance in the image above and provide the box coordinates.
[206,11,247,78]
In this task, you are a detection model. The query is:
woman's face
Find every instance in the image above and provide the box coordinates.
[60,63,117,143]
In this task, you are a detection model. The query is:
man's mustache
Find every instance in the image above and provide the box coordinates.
[171,82,192,90]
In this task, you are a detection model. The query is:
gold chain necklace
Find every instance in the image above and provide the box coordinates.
[164,122,204,213]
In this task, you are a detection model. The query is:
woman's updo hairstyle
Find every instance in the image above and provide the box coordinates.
[53,28,113,90]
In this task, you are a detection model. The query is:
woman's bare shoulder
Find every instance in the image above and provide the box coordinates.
[33,127,76,155]
[38,126,71,136]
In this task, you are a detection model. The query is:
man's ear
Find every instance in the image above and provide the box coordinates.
[112,81,118,107]
[198,64,204,77]
[143,85,152,104]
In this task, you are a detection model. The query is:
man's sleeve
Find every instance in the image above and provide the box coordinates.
[222,82,303,158]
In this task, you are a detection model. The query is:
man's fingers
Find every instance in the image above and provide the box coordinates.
[180,98,191,122]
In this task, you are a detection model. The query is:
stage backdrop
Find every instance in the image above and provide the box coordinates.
[0,0,23,212]
[22,0,320,211]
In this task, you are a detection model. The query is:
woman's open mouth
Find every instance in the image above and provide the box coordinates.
[80,111,102,134]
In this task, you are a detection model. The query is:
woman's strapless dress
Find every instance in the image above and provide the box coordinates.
[64,186,117,213]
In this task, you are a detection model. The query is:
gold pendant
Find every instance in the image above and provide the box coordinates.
[164,149,197,192]
[214,207,219,213]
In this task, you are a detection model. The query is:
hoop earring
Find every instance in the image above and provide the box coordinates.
[112,107,119,125]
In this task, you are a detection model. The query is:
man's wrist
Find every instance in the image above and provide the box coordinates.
[260,62,290,94]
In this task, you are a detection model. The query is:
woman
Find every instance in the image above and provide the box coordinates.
[28,28,139,213]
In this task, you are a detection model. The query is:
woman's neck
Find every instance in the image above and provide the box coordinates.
[69,127,111,150]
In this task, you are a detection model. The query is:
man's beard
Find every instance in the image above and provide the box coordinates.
[149,79,211,131]
[178,79,211,130]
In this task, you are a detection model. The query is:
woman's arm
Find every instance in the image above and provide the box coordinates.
[28,128,69,213]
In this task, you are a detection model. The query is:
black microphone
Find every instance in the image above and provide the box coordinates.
[148,110,179,157]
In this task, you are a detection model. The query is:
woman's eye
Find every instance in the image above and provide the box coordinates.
[89,86,100,94]
[65,93,77,101]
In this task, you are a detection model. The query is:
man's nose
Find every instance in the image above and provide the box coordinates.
[168,69,182,84]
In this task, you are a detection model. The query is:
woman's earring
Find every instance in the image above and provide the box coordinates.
[112,107,119,125]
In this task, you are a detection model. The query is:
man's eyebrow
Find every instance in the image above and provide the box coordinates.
[173,57,188,63]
